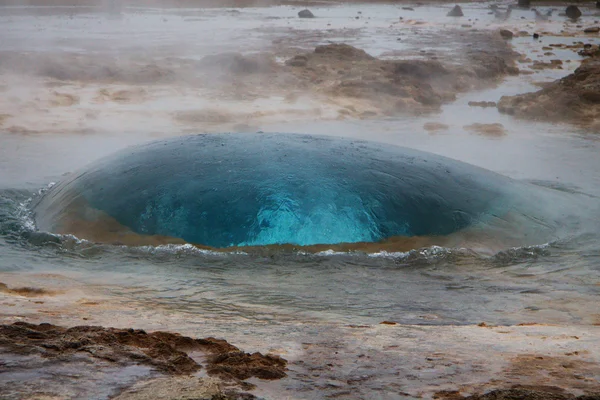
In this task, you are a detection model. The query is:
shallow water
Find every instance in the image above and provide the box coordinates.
[1,2,600,399]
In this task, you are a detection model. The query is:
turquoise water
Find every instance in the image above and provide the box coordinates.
[33,133,525,248]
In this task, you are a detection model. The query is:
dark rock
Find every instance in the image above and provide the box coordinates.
[208,351,287,380]
[298,9,315,18]
[394,60,450,79]
[518,0,530,8]
[499,29,514,39]
[579,44,600,57]
[533,33,540,39]
[565,5,582,20]
[314,43,375,61]
[463,388,600,400]
[581,90,600,103]
[498,57,600,125]
[402,7,414,11]
[447,5,464,17]
[285,55,308,67]
[584,26,600,33]
[0,322,288,379]
[468,101,497,107]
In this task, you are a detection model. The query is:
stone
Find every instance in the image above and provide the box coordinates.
[468,101,497,107]
[298,9,315,18]
[447,5,464,17]
[499,29,514,40]
[0,322,288,379]
[423,122,450,132]
[498,58,600,126]
[464,123,506,137]
[285,55,308,67]
[565,5,582,20]
[584,26,600,33]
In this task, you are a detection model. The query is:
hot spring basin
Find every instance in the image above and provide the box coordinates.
[32,133,558,250]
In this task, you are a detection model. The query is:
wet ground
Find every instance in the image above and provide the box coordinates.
[1,1,600,399]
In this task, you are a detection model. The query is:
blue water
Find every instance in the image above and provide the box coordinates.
[32,133,530,248]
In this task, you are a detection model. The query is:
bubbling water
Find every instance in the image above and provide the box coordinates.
[32,133,558,249]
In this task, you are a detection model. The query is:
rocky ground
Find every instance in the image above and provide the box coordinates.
[0,321,287,399]
[498,56,600,128]
[0,30,518,134]
[2,272,600,400]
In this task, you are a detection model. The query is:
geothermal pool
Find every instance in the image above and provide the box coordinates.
[1,2,600,399]
[32,132,574,250]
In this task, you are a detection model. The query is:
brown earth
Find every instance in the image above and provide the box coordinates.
[469,101,498,108]
[464,123,507,137]
[282,42,518,116]
[113,376,256,400]
[0,322,287,379]
[435,387,600,399]
[498,57,600,127]
[424,121,450,132]
[0,38,518,120]
[0,282,58,297]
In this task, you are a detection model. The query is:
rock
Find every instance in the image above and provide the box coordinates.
[499,29,514,39]
[464,123,506,137]
[298,9,315,18]
[518,0,530,8]
[468,101,497,107]
[314,43,375,61]
[423,122,450,132]
[394,60,450,79]
[114,377,224,400]
[498,58,600,126]
[402,7,414,11]
[463,388,600,400]
[447,5,464,17]
[285,55,308,67]
[565,5,582,20]
[584,26,600,33]
[578,44,600,57]
[0,322,288,379]
[531,59,563,70]
[533,33,540,39]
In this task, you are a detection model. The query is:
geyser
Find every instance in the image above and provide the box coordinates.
[33,133,535,249]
